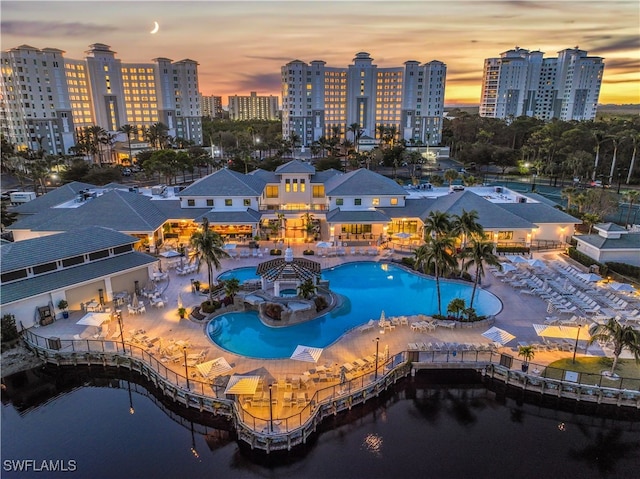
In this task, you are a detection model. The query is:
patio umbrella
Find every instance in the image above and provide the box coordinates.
[290,345,323,363]
[196,357,232,379]
[177,293,183,309]
[527,259,547,269]
[131,292,139,309]
[379,310,386,322]
[224,375,261,395]
[499,262,517,273]
[394,232,411,239]
[76,312,111,327]
[482,326,516,346]
[578,273,602,283]
[609,282,635,293]
[223,243,237,250]
[159,250,181,258]
[316,241,333,249]
[510,256,529,264]
[533,324,591,341]
[339,367,347,385]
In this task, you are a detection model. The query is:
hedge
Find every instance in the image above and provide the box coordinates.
[567,247,608,276]
[606,262,640,281]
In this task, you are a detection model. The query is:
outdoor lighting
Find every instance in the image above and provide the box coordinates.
[268,384,273,433]
[116,310,125,352]
[572,324,582,363]
[374,337,380,380]
[183,346,190,390]
[127,381,135,415]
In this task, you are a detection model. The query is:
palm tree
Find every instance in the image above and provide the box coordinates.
[626,132,639,184]
[348,123,363,153]
[582,213,600,234]
[561,186,578,211]
[451,209,483,251]
[414,236,457,316]
[622,190,640,228]
[463,240,501,308]
[189,218,229,303]
[289,131,301,158]
[297,279,317,299]
[119,124,137,165]
[443,168,459,186]
[423,210,451,240]
[223,278,240,300]
[587,318,640,375]
[591,130,608,181]
[607,132,626,184]
[447,298,466,319]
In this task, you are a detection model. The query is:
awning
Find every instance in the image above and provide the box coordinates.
[482,326,516,346]
[532,324,591,341]
[609,282,635,293]
[224,375,261,395]
[159,250,181,258]
[76,312,111,327]
[578,273,602,283]
[499,262,517,273]
[290,345,323,363]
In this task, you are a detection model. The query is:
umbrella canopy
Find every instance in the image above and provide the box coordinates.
[224,375,261,395]
[510,256,529,264]
[499,262,517,273]
[316,241,333,249]
[482,326,516,346]
[339,367,347,384]
[159,249,181,258]
[131,292,139,308]
[76,312,111,327]
[196,357,233,379]
[290,345,323,363]
[177,293,183,309]
[379,310,386,322]
[609,282,635,293]
[532,324,591,341]
[578,273,602,283]
[223,243,237,250]
[527,259,547,269]
[393,232,411,239]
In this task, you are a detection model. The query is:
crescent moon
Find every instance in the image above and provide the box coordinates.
[150,21,159,34]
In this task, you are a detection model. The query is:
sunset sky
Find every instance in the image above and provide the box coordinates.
[2,0,639,106]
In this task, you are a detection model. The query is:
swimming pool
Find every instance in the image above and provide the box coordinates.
[210,262,502,358]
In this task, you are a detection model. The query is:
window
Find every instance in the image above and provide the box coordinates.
[300,179,306,192]
[354,198,362,206]
[285,179,291,193]
[497,231,513,241]
[293,179,298,192]
[187,199,195,207]
[372,198,380,206]
[243,199,251,206]
[390,197,398,206]
[266,186,278,198]
[206,199,214,207]
[312,185,324,198]
[225,199,232,207]
[336,198,344,206]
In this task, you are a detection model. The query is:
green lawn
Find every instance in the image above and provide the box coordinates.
[543,357,640,389]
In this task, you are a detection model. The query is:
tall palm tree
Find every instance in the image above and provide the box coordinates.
[582,213,600,234]
[463,240,501,308]
[622,190,640,228]
[189,218,229,303]
[348,122,363,153]
[561,186,578,211]
[588,318,640,375]
[626,132,639,184]
[414,236,457,316]
[119,124,137,165]
[451,209,483,251]
[591,130,608,181]
[289,131,301,158]
[423,210,451,240]
[86,125,106,165]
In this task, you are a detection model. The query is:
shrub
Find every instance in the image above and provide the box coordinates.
[201,300,220,314]
[303,249,315,255]
[270,249,282,256]
[400,257,416,268]
[567,247,608,276]
[606,262,640,280]
[1,314,19,342]
[314,296,328,312]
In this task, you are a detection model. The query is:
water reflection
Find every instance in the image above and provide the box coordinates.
[362,433,383,457]
[570,429,638,475]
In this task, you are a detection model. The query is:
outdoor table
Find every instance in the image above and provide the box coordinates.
[85,300,100,312]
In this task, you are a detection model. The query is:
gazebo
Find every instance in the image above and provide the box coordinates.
[256,246,321,296]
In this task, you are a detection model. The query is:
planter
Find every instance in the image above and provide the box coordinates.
[521,363,529,373]
[62,311,69,319]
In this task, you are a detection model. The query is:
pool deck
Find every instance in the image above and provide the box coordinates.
[28,244,634,418]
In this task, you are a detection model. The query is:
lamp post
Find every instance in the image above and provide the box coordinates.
[268,384,273,433]
[127,380,135,415]
[572,324,582,364]
[616,168,625,194]
[183,346,190,390]
[116,310,125,352]
[374,337,380,380]
[530,167,537,192]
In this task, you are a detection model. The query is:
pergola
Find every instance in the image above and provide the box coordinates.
[256,247,321,296]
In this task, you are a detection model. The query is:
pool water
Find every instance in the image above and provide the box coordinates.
[280,289,298,297]
[210,262,502,358]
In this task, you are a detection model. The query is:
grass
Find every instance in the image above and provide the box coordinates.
[543,357,640,389]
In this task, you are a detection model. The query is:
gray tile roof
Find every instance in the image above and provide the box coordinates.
[326,209,391,223]
[198,208,263,224]
[574,233,640,250]
[248,169,279,184]
[1,252,157,305]
[10,181,95,215]
[311,169,343,183]
[498,202,582,225]
[180,168,265,197]
[275,160,316,175]
[152,200,210,220]
[430,191,535,229]
[524,192,560,208]
[1,226,139,272]
[595,222,626,232]
[324,169,407,196]
[379,198,436,219]
[8,190,168,234]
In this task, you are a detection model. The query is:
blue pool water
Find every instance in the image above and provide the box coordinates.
[210,262,502,358]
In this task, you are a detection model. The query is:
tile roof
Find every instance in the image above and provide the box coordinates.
[324,169,407,196]
[180,168,265,196]
[311,169,343,183]
[379,198,436,219]
[275,160,316,174]
[10,181,95,215]
[1,252,157,305]
[248,169,279,184]
[497,202,582,225]
[152,200,210,220]
[574,233,640,250]
[595,222,626,232]
[326,209,391,223]
[198,208,263,224]
[1,226,139,272]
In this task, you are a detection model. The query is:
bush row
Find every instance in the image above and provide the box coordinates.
[606,262,640,281]
[567,247,609,276]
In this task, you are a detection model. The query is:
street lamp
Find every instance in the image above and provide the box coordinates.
[183,346,190,390]
[616,168,626,194]
[530,167,537,192]
[116,310,125,352]
[268,384,273,433]
[572,324,582,364]
[127,381,135,415]
[374,337,380,380]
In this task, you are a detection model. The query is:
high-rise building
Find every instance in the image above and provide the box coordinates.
[0,43,202,156]
[281,52,446,147]
[479,46,604,121]
[228,91,279,121]
[201,94,223,118]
